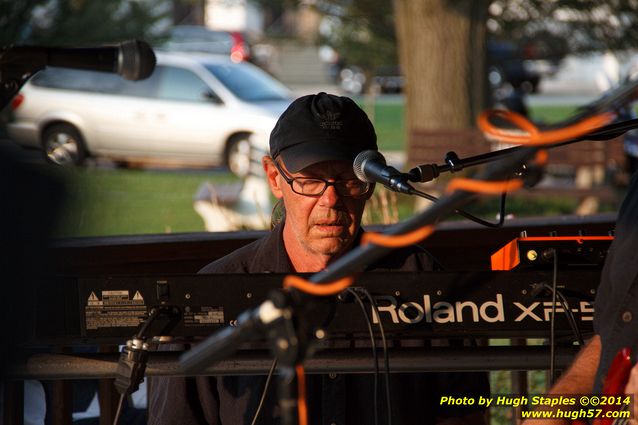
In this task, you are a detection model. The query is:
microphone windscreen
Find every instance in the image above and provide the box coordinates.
[118,40,156,81]
[353,150,385,182]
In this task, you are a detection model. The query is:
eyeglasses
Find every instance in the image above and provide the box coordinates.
[274,160,371,198]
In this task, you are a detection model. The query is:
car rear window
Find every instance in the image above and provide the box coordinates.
[31,67,122,93]
[204,62,290,102]
[30,67,162,98]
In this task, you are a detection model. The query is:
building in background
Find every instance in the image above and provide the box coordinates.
[205,0,264,39]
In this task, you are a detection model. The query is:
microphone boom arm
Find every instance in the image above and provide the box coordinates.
[408,117,638,183]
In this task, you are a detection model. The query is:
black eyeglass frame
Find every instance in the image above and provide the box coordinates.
[272,159,371,198]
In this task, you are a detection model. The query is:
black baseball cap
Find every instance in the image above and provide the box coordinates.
[269,92,377,173]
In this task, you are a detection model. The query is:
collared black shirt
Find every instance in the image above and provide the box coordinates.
[593,171,638,393]
[149,223,489,425]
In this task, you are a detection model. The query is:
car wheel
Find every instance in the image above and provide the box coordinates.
[226,134,252,177]
[42,124,87,166]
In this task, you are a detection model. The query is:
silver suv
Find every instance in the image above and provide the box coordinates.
[8,52,292,175]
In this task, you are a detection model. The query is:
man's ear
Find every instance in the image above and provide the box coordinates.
[263,156,284,199]
[363,183,376,200]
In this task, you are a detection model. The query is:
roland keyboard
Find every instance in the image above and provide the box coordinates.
[24,270,600,346]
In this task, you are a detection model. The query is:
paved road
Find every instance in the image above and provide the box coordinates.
[527,93,598,107]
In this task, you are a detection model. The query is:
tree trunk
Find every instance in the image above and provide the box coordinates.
[173,0,205,25]
[394,0,489,166]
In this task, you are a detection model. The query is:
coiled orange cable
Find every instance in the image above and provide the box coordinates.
[535,150,549,165]
[444,147,549,196]
[283,275,354,296]
[445,178,524,195]
[478,109,615,146]
[361,225,435,248]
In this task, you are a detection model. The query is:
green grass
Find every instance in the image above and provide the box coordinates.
[529,105,581,124]
[52,167,238,237]
[370,102,405,151]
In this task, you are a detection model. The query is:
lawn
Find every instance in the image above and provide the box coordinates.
[52,167,238,237]
[49,100,605,238]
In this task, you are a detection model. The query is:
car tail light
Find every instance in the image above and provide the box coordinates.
[229,31,250,62]
[11,93,24,110]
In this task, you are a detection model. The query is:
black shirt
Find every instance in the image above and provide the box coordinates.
[149,223,489,425]
[593,171,638,393]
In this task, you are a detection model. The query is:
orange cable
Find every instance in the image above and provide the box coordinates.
[535,149,549,165]
[478,109,615,146]
[478,108,540,143]
[530,113,614,145]
[445,178,524,195]
[283,275,354,296]
[296,364,308,425]
[361,225,435,248]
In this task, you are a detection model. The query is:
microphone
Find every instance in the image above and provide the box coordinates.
[0,40,156,81]
[353,150,414,194]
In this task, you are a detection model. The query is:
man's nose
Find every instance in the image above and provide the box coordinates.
[319,183,342,207]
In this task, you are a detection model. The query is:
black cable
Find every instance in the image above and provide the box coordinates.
[410,188,507,228]
[112,393,126,425]
[134,307,162,340]
[542,283,585,346]
[250,357,278,425]
[358,288,392,425]
[346,288,380,425]
[549,248,558,384]
[114,306,177,425]
[555,291,584,347]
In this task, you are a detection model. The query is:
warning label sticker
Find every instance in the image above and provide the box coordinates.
[85,290,147,330]
[184,306,224,326]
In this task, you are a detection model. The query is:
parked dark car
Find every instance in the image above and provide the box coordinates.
[338,39,561,95]
[487,40,556,93]
[373,65,405,94]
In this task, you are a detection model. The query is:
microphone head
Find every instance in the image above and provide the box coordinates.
[353,150,385,182]
[118,40,156,81]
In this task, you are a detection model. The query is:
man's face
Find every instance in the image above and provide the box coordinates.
[264,157,371,266]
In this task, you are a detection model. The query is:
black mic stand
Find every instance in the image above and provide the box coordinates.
[180,289,323,425]
[408,117,638,184]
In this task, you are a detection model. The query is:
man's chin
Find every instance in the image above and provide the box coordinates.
[310,236,354,258]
